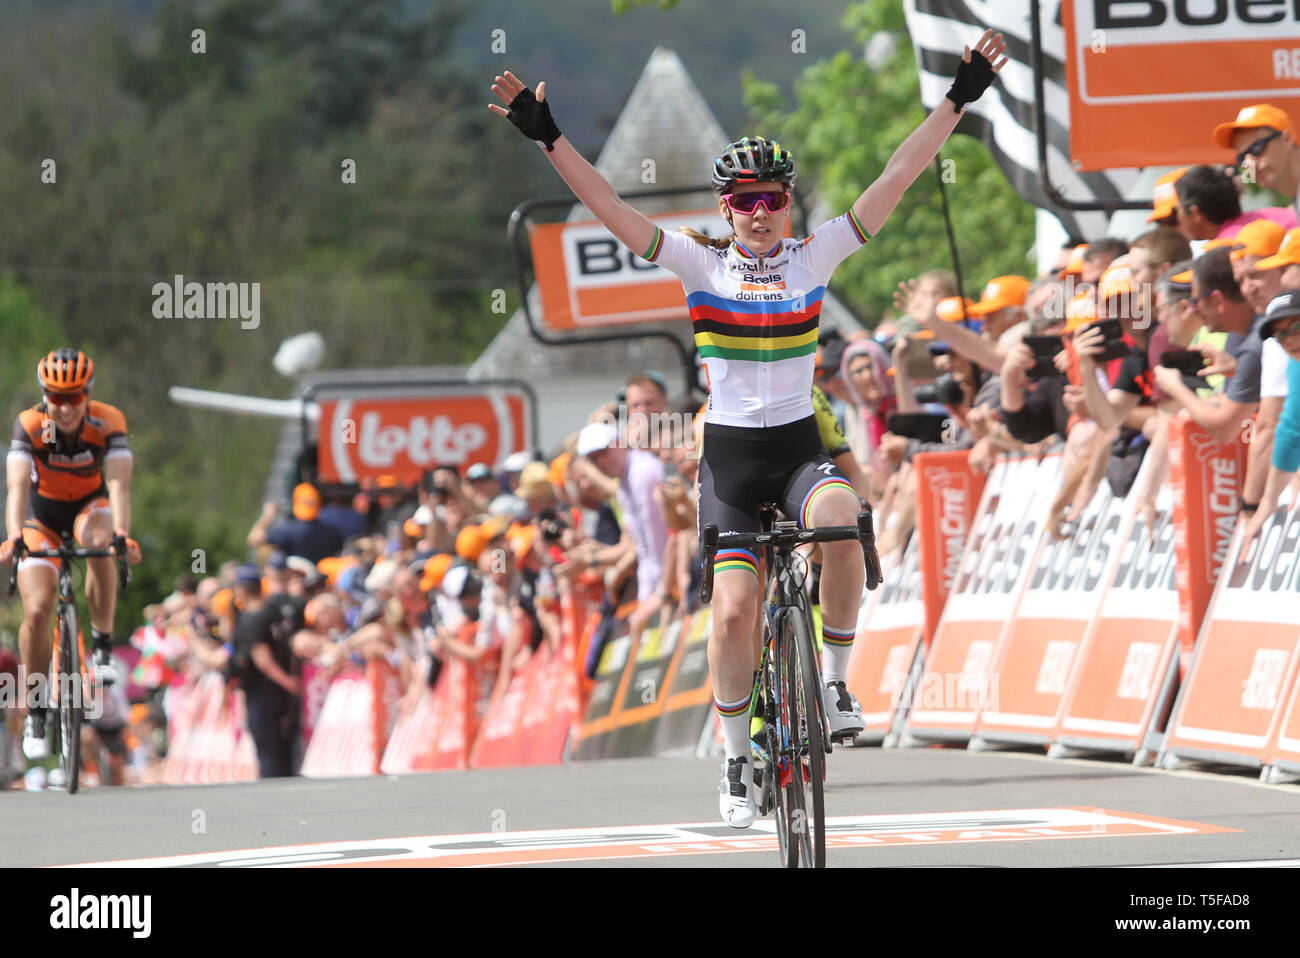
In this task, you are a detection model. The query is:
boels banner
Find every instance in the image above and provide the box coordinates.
[314,387,531,484]
[531,209,782,330]
[1062,0,1300,170]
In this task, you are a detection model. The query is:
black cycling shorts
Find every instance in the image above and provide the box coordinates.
[697,415,855,572]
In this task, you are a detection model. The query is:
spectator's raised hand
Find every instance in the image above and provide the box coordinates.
[1189,341,1236,378]
[1063,384,1088,418]
[1072,324,1105,366]
[879,432,909,467]
[1004,342,1035,378]
[1152,365,1186,398]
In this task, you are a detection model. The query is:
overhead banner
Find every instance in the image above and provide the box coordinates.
[530,210,789,331]
[1061,0,1300,170]
[315,388,531,484]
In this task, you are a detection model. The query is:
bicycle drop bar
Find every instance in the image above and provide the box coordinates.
[700,511,882,604]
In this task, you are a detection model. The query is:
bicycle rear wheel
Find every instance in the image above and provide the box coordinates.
[784,608,826,867]
[56,606,82,794]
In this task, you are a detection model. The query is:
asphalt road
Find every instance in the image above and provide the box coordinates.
[6,746,1300,868]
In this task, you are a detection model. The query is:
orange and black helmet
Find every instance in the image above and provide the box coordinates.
[37,348,95,393]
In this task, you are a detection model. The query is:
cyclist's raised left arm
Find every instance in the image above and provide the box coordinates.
[851,31,1006,237]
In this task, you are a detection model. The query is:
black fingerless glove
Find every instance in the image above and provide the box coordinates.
[507,87,562,152]
[945,50,996,112]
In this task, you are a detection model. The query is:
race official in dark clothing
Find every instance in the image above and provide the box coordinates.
[235,590,308,778]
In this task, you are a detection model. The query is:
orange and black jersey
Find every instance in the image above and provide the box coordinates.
[8,401,131,501]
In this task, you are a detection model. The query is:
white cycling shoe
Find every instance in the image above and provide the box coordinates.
[823,680,865,739]
[23,712,49,761]
[718,756,758,829]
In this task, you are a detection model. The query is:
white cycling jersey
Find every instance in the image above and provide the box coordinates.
[641,211,870,429]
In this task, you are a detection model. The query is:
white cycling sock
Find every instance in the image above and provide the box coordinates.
[821,622,856,685]
[715,693,753,759]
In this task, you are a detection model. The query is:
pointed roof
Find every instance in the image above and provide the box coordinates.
[470,47,864,451]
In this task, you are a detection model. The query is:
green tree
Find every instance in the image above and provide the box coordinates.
[744,2,1035,323]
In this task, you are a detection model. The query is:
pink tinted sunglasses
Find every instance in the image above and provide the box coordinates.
[722,190,790,215]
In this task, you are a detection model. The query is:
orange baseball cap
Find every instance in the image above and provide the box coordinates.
[965,275,1031,316]
[1230,220,1284,260]
[1257,228,1300,271]
[292,483,321,520]
[1097,264,1135,301]
[376,474,401,489]
[455,525,487,562]
[509,523,537,564]
[212,587,234,617]
[403,518,423,538]
[935,296,977,322]
[548,453,572,487]
[1064,292,1097,331]
[1146,168,1186,223]
[1201,237,1237,254]
[419,553,454,593]
[1212,104,1294,149]
[1058,243,1089,278]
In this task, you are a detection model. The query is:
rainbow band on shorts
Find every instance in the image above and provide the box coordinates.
[822,623,856,648]
[713,548,758,577]
[799,477,856,529]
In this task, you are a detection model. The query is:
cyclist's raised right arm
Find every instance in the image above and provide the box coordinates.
[490,73,656,259]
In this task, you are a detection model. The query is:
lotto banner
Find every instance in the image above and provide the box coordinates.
[970,483,1131,748]
[1051,482,1182,759]
[1061,0,1300,170]
[1160,487,1300,771]
[914,450,987,647]
[1166,418,1245,674]
[844,530,924,744]
[902,452,1062,745]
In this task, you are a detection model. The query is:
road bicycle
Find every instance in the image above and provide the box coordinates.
[701,504,881,867]
[8,531,130,794]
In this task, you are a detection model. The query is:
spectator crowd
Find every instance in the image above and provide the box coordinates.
[66,101,1300,784]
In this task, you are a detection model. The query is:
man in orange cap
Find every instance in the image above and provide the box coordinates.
[1213,104,1299,218]
[247,482,343,563]
[1174,166,1296,248]
[1257,227,1300,289]
[1230,220,1286,316]
[1146,169,1187,228]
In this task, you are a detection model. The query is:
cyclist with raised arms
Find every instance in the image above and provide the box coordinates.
[490,31,1006,827]
[1,349,140,763]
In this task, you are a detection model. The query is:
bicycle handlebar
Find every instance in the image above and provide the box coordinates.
[7,541,132,597]
[700,509,883,605]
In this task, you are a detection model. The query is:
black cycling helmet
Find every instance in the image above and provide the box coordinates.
[711,136,796,193]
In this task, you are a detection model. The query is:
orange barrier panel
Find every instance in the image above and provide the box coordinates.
[416,657,476,771]
[516,634,584,765]
[1263,624,1300,784]
[970,484,1129,749]
[230,687,258,781]
[300,659,400,777]
[914,450,987,647]
[901,453,1061,746]
[162,672,226,784]
[1159,486,1300,772]
[380,684,444,774]
[300,661,331,751]
[1050,482,1182,762]
[159,677,201,785]
[844,529,923,745]
[469,644,549,769]
[1166,419,1246,674]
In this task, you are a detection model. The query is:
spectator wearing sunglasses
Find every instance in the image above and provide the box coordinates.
[1213,104,1300,224]
[1241,290,1300,551]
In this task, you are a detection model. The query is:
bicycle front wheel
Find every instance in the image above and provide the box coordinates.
[784,608,826,867]
[57,606,82,794]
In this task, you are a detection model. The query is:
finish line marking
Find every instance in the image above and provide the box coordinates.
[61,807,1237,868]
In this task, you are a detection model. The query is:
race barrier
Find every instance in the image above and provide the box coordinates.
[568,605,715,760]
[968,480,1128,750]
[161,671,257,784]
[901,453,1062,745]
[1049,482,1181,762]
[845,451,987,745]
[300,659,402,777]
[1159,485,1300,776]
